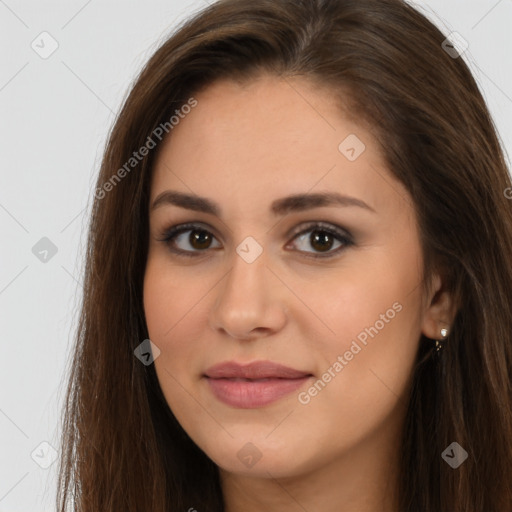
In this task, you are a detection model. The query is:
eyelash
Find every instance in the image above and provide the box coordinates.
[156,221,354,259]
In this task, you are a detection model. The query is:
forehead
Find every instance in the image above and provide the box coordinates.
[168,76,360,152]
[150,75,400,217]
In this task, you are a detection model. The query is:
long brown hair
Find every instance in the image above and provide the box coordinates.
[56,0,512,510]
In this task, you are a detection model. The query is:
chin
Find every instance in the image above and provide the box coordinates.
[203,436,317,479]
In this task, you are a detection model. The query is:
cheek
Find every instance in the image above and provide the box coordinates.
[304,257,420,348]
[143,260,206,419]
[143,256,211,379]
[143,255,203,342]
[291,278,421,457]
[301,250,423,401]
[143,274,166,338]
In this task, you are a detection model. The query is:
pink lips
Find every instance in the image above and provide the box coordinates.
[203,360,313,408]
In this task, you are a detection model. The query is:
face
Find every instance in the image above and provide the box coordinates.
[143,74,436,479]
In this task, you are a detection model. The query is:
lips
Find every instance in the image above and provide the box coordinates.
[204,360,311,379]
[203,360,313,408]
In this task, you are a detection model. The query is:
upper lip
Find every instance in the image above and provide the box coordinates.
[204,360,312,379]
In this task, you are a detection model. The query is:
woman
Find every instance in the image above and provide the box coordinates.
[57,0,512,510]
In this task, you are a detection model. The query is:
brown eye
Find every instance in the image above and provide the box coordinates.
[288,222,353,259]
[188,229,213,250]
[309,230,335,252]
[159,224,221,256]
[159,221,352,259]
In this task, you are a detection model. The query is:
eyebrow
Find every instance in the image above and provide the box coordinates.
[150,190,376,216]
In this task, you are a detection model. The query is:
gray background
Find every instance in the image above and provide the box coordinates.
[0,1,511,510]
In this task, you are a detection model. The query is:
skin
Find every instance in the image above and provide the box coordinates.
[143,74,455,512]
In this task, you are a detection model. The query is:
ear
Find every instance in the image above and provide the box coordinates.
[420,272,458,339]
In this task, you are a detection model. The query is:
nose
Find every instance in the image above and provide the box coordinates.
[208,247,287,340]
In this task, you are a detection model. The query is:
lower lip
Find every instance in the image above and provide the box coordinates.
[204,376,312,408]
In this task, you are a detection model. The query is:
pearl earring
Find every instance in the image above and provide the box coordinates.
[435,327,449,352]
